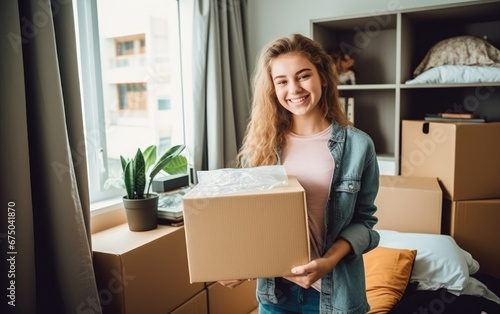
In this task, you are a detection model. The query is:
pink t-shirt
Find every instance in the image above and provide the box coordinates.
[281,126,334,262]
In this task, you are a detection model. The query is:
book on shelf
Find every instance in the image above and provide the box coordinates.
[439,112,478,119]
[346,97,354,124]
[339,97,355,124]
[424,114,486,123]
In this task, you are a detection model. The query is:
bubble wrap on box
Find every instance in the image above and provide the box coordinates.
[188,165,288,196]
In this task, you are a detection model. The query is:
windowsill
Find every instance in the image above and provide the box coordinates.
[90,198,127,234]
[91,184,193,234]
[90,196,123,212]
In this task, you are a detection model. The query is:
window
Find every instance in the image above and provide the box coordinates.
[115,34,145,56]
[75,0,187,209]
[117,83,147,110]
[158,98,171,110]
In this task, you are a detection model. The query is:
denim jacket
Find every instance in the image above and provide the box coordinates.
[256,121,380,314]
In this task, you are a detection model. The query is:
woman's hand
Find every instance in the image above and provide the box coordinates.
[284,258,331,289]
[285,239,352,289]
[218,279,247,289]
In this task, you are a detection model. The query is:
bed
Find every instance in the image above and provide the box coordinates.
[364,184,500,314]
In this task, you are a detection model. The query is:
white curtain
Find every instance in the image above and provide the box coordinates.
[0,1,100,313]
[192,0,251,172]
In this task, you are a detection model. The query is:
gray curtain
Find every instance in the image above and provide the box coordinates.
[0,1,100,313]
[192,0,251,171]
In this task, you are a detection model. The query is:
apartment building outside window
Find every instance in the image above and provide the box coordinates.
[76,0,186,207]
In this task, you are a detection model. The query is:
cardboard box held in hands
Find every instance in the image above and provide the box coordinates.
[182,176,310,283]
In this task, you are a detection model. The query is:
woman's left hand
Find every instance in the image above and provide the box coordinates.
[285,239,351,289]
[284,258,331,289]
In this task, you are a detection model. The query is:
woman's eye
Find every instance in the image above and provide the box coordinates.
[299,75,310,80]
[277,80,287,85]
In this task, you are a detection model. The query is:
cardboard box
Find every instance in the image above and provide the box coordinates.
[442,199,500,279]
[170,289,208,314]
[182,176,310,282]
[207,281,258,314]
[92,224,204,314]
[401,120,500,201]
[375,175,443,234]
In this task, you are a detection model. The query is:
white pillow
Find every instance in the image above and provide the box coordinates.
[405,64,500,84]
[377,230,480,295]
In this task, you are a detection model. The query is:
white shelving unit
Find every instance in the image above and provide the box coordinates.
[311,0,500,175]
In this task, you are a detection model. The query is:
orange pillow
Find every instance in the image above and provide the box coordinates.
[364,246,417,314]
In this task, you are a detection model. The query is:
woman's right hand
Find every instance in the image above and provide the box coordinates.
[218,279,246,288]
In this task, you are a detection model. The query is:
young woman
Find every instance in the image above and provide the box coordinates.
[221,33,380,314]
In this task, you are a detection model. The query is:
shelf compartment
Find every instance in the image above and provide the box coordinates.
[400,1,500,83]
[400,86,500,122]
[340,89,396,157]
[312,14,397,85]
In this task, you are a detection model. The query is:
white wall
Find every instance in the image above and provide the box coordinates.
[245,0,478,72]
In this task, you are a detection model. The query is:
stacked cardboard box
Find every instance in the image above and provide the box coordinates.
[401,120,500,278]
[93,224,260,314]
[169,280,258,314]
[92,224,204,313]
[374,175,442,234]
[206,281,258,314]
[170,290,208,314]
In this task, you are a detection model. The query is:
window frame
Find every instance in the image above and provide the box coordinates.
[76,0,125,209]
[75,0,190,226]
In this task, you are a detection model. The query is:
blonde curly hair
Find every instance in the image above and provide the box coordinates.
[235,34,351,168]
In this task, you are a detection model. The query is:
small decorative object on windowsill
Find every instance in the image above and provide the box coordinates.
[120,144,187,231]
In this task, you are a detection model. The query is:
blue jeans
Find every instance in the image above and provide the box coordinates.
[258,278,320,314]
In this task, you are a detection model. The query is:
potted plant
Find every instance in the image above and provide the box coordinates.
[121,144,187,231]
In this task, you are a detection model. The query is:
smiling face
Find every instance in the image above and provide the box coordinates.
[271,52,324,119]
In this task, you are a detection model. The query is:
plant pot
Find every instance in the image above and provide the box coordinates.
[123,194,159,231]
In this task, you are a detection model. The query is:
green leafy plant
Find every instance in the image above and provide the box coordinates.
[121,144,187,199]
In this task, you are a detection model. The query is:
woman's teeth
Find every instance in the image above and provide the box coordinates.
[289,96,307,103]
